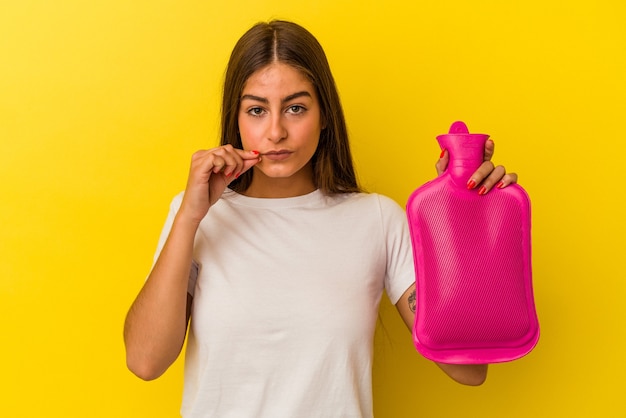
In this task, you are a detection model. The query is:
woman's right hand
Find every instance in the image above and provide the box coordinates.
[179,145,260,224]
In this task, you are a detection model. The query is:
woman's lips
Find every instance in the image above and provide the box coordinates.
[260,150,292,161]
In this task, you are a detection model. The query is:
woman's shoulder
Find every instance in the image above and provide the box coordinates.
[333,191,405,215]
[347,191,402,206]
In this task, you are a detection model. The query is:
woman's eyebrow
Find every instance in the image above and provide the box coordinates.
[240,94,268,104]
[281,91,311,103]
[240,91,312,104]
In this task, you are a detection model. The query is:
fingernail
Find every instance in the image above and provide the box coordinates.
[251,150,260,155]
[467,179,476,189]
[439,149,446,159]
[478,186,487,195]
[496,181,504,189]
[234,172,240,179]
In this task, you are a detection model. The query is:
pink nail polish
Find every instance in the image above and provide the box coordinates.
[467,179,476,190]
[478,186,487,195]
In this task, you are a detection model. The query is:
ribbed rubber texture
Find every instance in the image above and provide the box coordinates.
[407,180,539,364]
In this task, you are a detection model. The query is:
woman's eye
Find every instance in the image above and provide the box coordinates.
[248,107,265,116]
[287,105,305,114]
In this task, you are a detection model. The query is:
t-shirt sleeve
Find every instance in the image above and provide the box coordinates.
[377,194,416,305]
[151,192,198,296]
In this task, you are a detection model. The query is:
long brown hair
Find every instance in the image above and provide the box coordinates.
[220,20,361,194]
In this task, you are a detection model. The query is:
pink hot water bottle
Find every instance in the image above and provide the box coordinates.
[406,121,539,364]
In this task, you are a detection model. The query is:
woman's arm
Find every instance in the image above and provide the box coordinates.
[123,214,197,381]
[395,284,488,386]
[123,146,260,380]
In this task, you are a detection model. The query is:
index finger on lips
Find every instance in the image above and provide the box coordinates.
[231,149,262,177]
[237,149,262,160]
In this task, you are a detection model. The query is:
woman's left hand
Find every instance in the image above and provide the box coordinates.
[436,139,518,195]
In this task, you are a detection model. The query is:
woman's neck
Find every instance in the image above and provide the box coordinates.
[242,167,316,198]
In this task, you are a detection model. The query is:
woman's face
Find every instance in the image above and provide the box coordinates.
[238,62,322,195]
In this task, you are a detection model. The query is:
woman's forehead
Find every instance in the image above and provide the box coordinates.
[242,63,316,100]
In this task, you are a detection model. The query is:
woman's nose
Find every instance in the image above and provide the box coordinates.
[267,114,287,143]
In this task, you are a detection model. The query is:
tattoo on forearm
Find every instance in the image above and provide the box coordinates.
[408,290,416,314]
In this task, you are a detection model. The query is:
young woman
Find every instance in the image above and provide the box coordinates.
[124,20,517,417]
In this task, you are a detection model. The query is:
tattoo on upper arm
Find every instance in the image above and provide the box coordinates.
[408,290,416,314]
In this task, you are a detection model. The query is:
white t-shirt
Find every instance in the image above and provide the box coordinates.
[154,189,415,418]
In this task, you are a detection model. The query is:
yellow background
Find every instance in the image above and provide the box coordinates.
[1,0,624,417]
